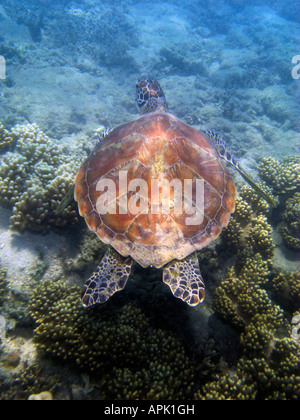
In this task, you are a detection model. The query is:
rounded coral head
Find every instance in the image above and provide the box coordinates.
[136,77,169,115]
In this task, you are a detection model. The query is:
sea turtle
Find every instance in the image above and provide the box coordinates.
[74,77,271,307]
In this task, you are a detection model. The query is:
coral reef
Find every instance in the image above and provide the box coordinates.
[270,271,300,312]
[64,230,106,274]
[281,192,300,250]
[209,160,300,399]
[1,0,45,43]
[0,123,14,153]
[0,0,298,401]
[24,153,299,400]
[0,361,67,400]
[257,156,300,251]
[223,155,300,257]
[203,255,300,399]
[196,336,300,400]
[221,184,275,261]
[213,257,271,330]
[0,123,81,232]
[1,0,138,70]
[1,137,299,400]
[258,156,300,196]
[29,280,195,400]
[0,269,8,306]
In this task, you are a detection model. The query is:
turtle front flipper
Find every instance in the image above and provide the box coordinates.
[163,253,205,306]
[204,130,275,206]
[81,247,133,307]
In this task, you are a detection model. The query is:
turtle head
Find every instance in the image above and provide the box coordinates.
[136,77,168,115]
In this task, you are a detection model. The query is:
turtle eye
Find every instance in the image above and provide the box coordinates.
[148,84,159,98]
[137,78,148,88]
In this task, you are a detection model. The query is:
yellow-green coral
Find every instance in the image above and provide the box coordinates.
[208,259,300,400]
[239,183,277,215]
[0,123,14,152]
[238,253,271,285]
[221,188,275,261]
[12,124,62,166]
[213,255,271,330]
[271,271,300,311]
[197,336,300,400]
[281,192,300,250]
[258,156,300,195]
[0,363,62,400]
[195,368,257,400]
[248,214,274,260]
[256,156,300,250]
[29,280,194,399]
[0,153,28,206]
[233,196,253,224]
[211,190,300,401]
[9,162,80,232]
[206,153,300,399]
[0,123,81,232]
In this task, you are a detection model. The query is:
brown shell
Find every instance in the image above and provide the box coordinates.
[75,112,236,268]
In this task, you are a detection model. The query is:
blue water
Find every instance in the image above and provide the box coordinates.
[0,0,299,401]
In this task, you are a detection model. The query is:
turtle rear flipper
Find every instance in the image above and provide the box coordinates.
[163,252,205,306]
[81,247,133,307]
